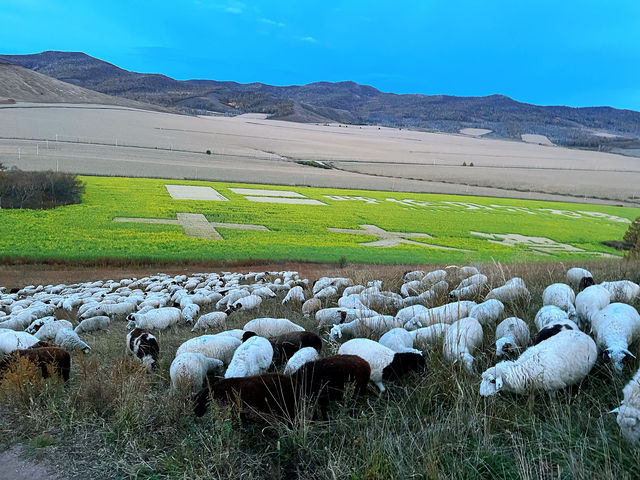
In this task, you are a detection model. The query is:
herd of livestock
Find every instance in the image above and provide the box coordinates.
[1,265,640,442]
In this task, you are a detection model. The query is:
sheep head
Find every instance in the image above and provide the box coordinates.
[617,404,640,443]
[495,338,513,357]
[605,348,635,372]
[480,371,504,396]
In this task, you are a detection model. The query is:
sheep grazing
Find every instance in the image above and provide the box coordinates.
[403,280,449,308]
[449,274,488,301]
[0,346,71,382]
[74,315,110,334]
[566,267,595,292]
[575,285,610,329]
[411,324,450,351]
[193,373,298,422]
[292,355,371,418]
[485,277,530,304]
[480,330,597,396]
[338,338,425,393]
[126,307,181,331]
[126,328,159,372]
[269,331,322,364]
[591,303,640,371]
[542,283,577,319]
[403,270,425,283]
[614,368,640,442]
[469,299,504,327]
[170,352,224,393]
[191,312,227,332]
[181,303,201,324]
[495,317,531,357]
[226,294,262,315]
[176,334,241,365]
[283,286,305,305]
[600,280,640,304]
[412,301,477,328]
[55,328,91,354]
[534,305,570,331]
[242,318,304,338]
[533,319,578,346]
[34,319,74,342]
[379,328,419,353]
[443,317,483,372]
[0,346,70,383]
[224,335,274,378]
[283,347,320,375]
[329,314,403,341]
[0,331,40,357]
[302,298,322,318]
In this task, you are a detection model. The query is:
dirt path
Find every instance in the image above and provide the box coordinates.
[0,446,64,480]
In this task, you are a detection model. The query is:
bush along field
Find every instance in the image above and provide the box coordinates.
[0,175,637,263]
[1,262,640,479]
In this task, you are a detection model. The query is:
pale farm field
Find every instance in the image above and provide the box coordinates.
[0,103,638,205]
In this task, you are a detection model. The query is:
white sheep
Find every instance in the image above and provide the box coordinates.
[224,335,274,378]
[614,368,640,442]
[378,328,421,354]
[534,305,570,331]
[591,303,640,371]
[576,285,611,328]
[566,267,595,291]
[34,320,74,341]
[485,277,530,304]
[403,270,425,283]
[243,317,304,337]
[495,317,531,357]
[480,329,597,396]
[100,302,137,318]
[329,315,402,340]
[283,347,320,375]
[443,317,483,372]
[402,280,450,308]
[469,299,504,326]
[176,334,241,364]
[302,298,322,318]
[55,327,91,354]
[191,312,228,332]
[419,269,448,288]
[126,307,181,331]
[411,324,450,351]
[0,331,39,356]
[542,283,576,319]
[283,286,305,304]
[74,316,110,334]
[600,281,640,304]
[449,274,488,300]
[181,303,201,324]
[227,294,262,314]
[338,338,424,393]
[170,352,224,392]
[412,301,477,328]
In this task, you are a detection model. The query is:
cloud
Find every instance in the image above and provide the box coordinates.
[300,36,317,43]
[260,18,285,27]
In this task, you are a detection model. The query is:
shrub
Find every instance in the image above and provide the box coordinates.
[0,169,85,209]
[206,150,212,155]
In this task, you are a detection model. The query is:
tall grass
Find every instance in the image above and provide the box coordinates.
[1,261,640,479]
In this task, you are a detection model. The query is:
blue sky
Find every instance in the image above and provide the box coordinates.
[2,0,640,110]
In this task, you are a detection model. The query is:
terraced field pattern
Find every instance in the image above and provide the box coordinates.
[0,176,637,263]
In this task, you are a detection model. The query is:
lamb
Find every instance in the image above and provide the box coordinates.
[0,331,39,357]
[242,318,304,338]
[126,307,181,331]
[613,368,640,442]
[480,329,597,396]
[495,317,531,357]
[469,299,504,327]
[224,335,274,378]
[411,324,450,351]
[74,315,110,334]
[126,328,160,372]
[591,303,640,371]
[193,373,298,422]
[283,286,305,304]
[191,312,228,332]
[533,319,578,345]
[338,338,425,392]
[576,285,611,329]
[55,328,91,354]
[378,328,420,353]
[170,352,224,392]
[542,283,577,319]
[176,334,241,364]
[292,355,371,418]
[534,305,570,331]
[600,280,640,304]
[0,346,71,383]
[283,347,320,375]
[566,267,595,291]
[268,331,322,364]
[443,317,483,372]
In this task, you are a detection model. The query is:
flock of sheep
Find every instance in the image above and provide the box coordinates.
[1,265,640,442]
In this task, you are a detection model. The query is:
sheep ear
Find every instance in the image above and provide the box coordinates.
[495,377,503,390]
[623,349,636,359]
[609,407,620,414]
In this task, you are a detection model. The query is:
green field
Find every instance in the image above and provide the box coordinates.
[0,176,637,263]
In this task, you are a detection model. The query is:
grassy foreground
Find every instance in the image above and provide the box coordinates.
[1,261,640,479]
[0,176,637,264]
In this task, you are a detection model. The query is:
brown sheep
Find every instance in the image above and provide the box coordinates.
[0,347,71,382]
[269,331,322,364]
[292,354,370,419]
[193,373,297,423]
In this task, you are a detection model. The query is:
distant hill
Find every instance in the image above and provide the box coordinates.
[2,51,639,148]
[0,60,167,111]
